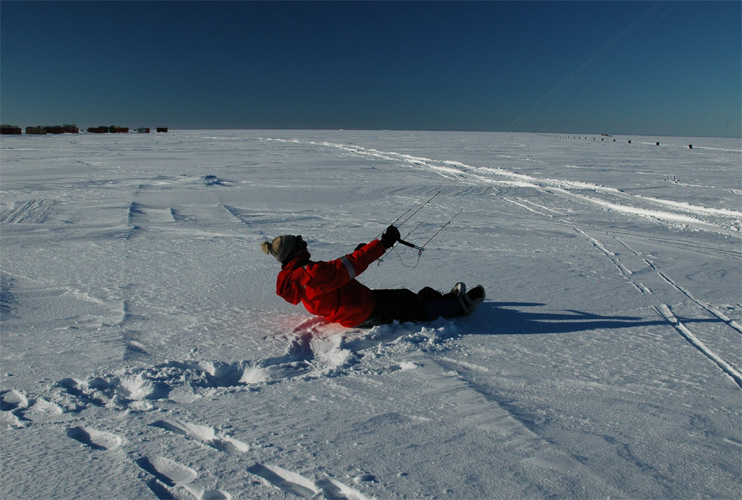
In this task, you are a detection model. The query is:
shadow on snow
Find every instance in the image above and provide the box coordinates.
[465,302,680,336]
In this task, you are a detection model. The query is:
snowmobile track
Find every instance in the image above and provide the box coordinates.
[0,199,56,224]
[654,304,742,389]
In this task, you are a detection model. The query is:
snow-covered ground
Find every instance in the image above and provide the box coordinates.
[1,130,740,499]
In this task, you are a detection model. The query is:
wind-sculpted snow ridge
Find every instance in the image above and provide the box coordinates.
[267,138,742,236]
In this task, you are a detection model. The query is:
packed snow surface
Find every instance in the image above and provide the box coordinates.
[1,130,740,499]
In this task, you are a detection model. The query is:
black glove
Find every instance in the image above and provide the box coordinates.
[354,243,366,252]
[380,225,401,249]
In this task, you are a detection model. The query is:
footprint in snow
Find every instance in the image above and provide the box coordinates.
[247,463,318,498]
[0,388,29,411]
[0,389,31,427]
[136,456,198,487]
[67,426,124,451]
[247,462,369,500]
[150,419,249,454]
[137,456,231,500]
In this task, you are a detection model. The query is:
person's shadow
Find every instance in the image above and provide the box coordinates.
[464,302,666,335]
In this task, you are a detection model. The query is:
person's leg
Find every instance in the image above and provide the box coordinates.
[359,289,429,327]
[421,296,465,319]
[359,284,478,327]
[370,287,465,323]
[419,283,466,301]
[417,284,466,319]
[423,284,484,317]
[417,286,445,301]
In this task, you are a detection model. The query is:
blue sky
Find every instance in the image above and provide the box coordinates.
[1,1,740,137]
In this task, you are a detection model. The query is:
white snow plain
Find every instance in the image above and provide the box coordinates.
[1,130,740,499]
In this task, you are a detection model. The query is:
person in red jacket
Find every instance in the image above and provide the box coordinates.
[261,226,485,328]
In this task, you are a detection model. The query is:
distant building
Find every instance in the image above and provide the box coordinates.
[1,125,22,135]
[87,126,129,133]
[156,127,168,133]
[137,128,151,133]
[23,124,79,134]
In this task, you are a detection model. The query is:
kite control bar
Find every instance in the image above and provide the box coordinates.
[397,238,425,252]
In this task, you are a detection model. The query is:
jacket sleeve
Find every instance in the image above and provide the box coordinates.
[304,239,386,292]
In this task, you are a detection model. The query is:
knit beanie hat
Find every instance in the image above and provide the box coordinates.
[261,235,298,263]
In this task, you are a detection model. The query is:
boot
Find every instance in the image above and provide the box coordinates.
[459,285,485,315]
[450,282,466,298]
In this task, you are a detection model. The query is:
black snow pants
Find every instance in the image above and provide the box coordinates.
[357,287,464,328]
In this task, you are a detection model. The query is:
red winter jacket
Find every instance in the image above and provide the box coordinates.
[275,239,387,327]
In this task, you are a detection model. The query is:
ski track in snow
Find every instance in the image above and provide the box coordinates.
[566,226,742,388]
[653,304,742,389]
[577,228,742,388]
[268,138,742,237]
[0,199,57,224]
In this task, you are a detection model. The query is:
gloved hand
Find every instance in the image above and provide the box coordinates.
[380,225,401,249]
